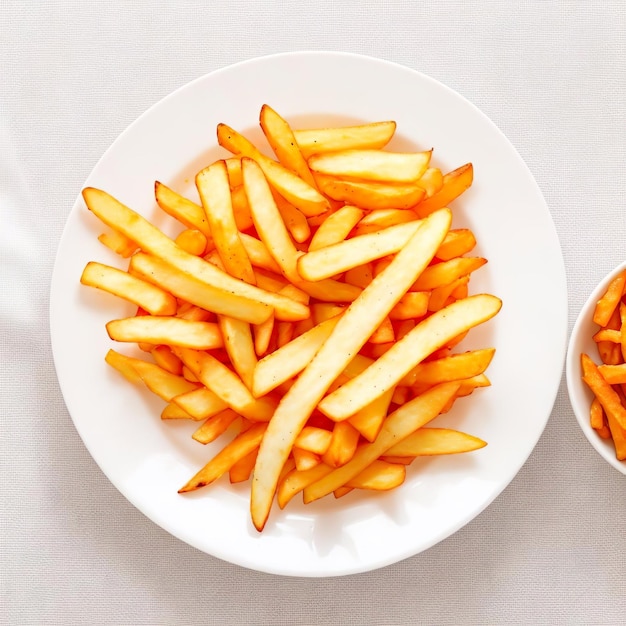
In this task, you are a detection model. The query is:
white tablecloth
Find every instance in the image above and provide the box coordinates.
[2,2,626,624]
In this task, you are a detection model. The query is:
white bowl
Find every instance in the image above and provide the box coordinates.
[566,261,626,475]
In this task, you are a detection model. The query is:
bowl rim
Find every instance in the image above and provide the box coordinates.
[566,260,626,475]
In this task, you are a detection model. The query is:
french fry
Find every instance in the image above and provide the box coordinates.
[106,316,223,350]
[229,448,258,483]
[401,348,496,386]
[196,161,256,284]
[260,104,317,187]
[252,314,342,397]
[272,192,311,243]
[315,174,425,210]
[308,205,364,251]
[348,387,394,442]
[298,221,421,282]
[304,382,460,503]
[81,261,177,316]
[218,316,257,391]
[242,158,301,283]
[389,291,429,321]
[161,402,194,420]
[352,208,418,236]
[179,422,268,492]
[129,253,271,325]
[417,167,443,198]
[253,313,274,357]
[277,463,332,509]
[192,408,239,444]
[172,386,229,421]
[106,349,199,402]
[175,229,207,256]
[322,421,360,467]
[250,208,452,530]
[436,229,477,261]
[292,447,321,471]
[593,270,626,327]
[384,427,487,456]
[308,149,432,183]
[98,229,138,257]
[293,120,396,158]
[319,295,501,421]
[294,426,333,455]
[414,163,474,217]
[581,353,626,430]
[217,123,330,216]
[411,257,487,291]
[345,459,405,490]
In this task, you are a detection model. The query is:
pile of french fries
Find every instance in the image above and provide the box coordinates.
[581,269,626,460]
[80,104,501,531]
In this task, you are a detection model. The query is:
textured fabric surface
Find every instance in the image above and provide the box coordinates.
[2,1,626,624]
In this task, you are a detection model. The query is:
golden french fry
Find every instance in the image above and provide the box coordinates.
[106,349,199,402]
[295,278,361,303]
[272,192,311,243]
[250,208,452,531]
[173,386,229,421]
[352,208,418,236]
[179,422,268,492]
[349,387,394,442]
[414,163,473,217]
[298,221,421,282]
[260,104,317,187]
[319,294,501,421]
[242,157,301,283]
[106,316,223,350]
[160,402,194,420]
[218,316,257,391]
[81,261,178,316]
[389,291,429,320]
[253,313,274,357]
[315,174,425,210]
[224,157,243,188]
[412,257,487,291]
[292,447,321,471]
[304,382,460,503]
[252,314,342,397]
[277,463,332,509]
[308,149,432,183]
[293,426,333,455]
[175,229,207,256]
[84,187,309,322]
[322,421,360,467]
[217,123,330,217]
[345,459,405,490]
[401,348,495,386]
[293,120,396,158]
[229,448,258,483]
[196,161,256,284]
[385,427,487,456]
[417,167,443,198]
[98,229,138,257]
[308,205,364,252]
[175,348,276,421]
[436,229,477,261]
[129,252,271,325]
[192,408,239,444]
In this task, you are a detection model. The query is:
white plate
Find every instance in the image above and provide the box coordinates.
[566,261,626,474]
[50,51,567,576]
